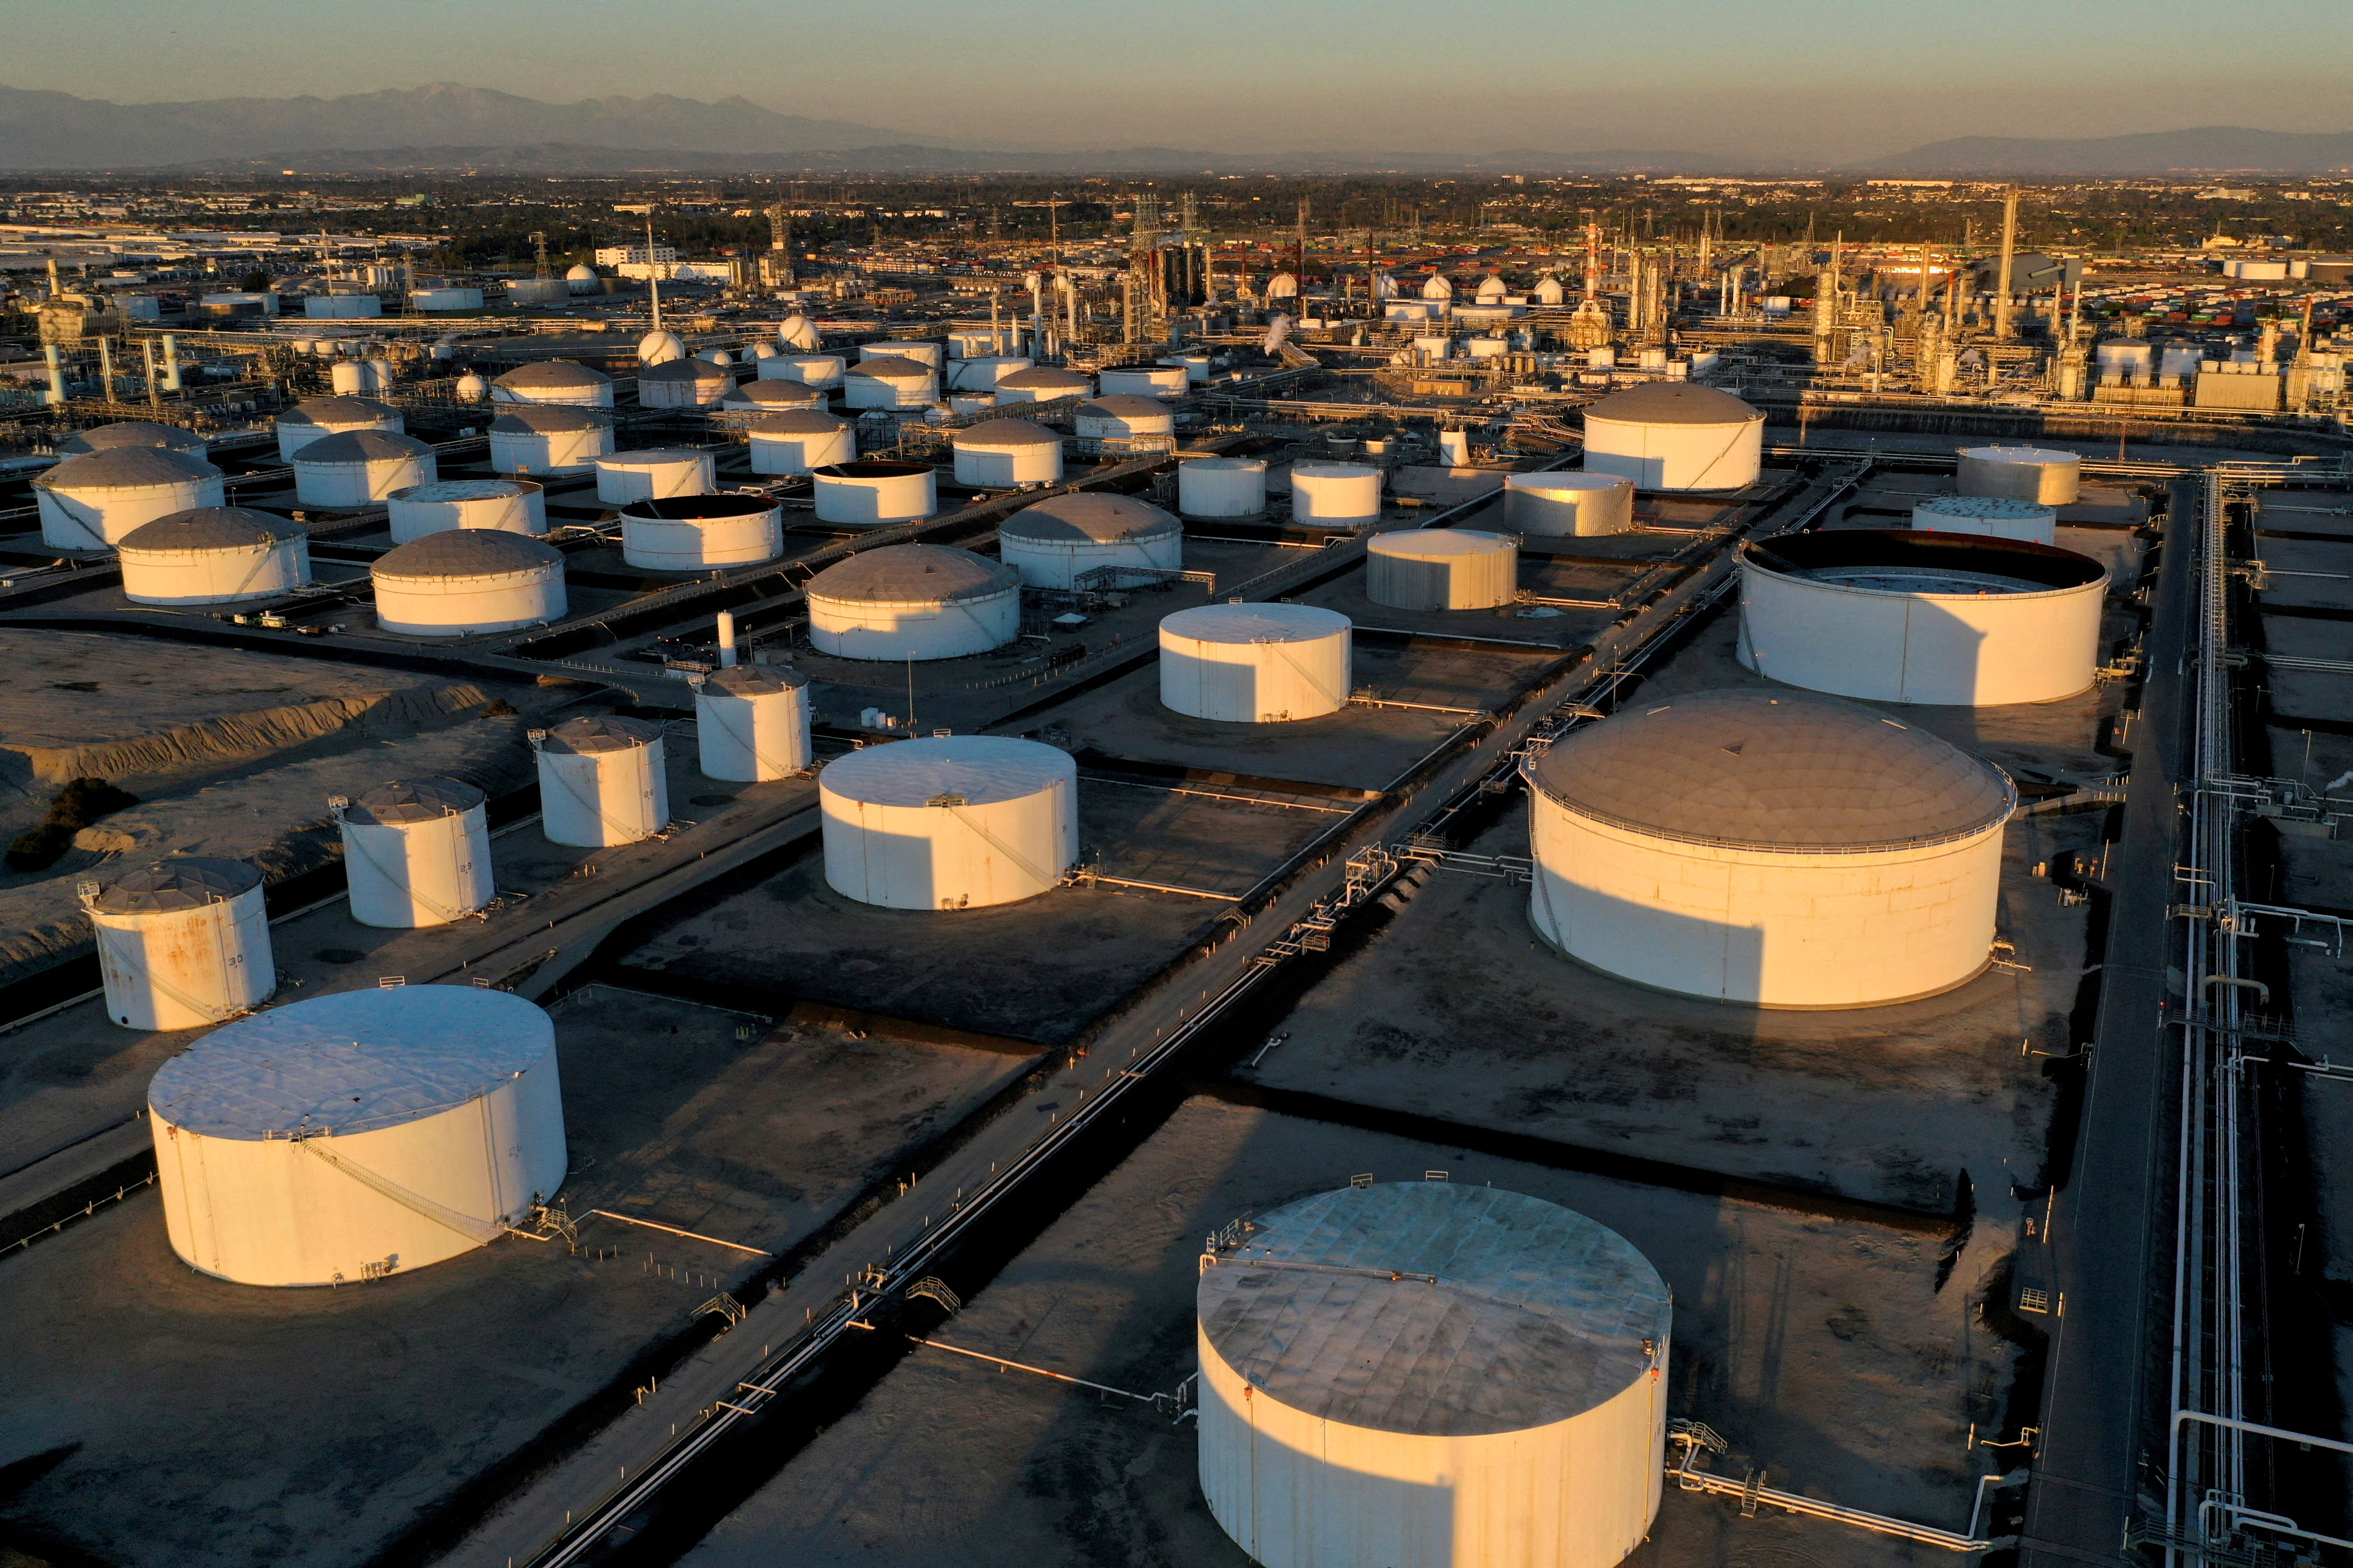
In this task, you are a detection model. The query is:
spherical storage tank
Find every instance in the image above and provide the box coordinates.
[117,508,311,605]
[1180,457,1267,519]
[332,778,493,928]
[636,357,732,409]
[1911,494,2057,546]
[490,360,614,408]
[620,493,781,570]
[1737,529,2107,706]
[58,421,208,458]
[805,544,1018,660]
[35,448,226,551]
[1075,395,1176,440]
[1098,363,1188,400]
[371,530,566,636]
[1289,461,1382,526]
[695,666,812,782]
[952,418,1063,486]
[1525,689,2015,1008]
[843,355,937,410]
[565,262,601,295]
[292,430,436,508]
[534,716,668,846]
[1160,603,1351,723]
[1198,1181,1670,1568]
[994,366,1093,405]
[1505,471,1634,537]
[1368,529,1517,610]
[388,479,546,543]
[84,858,274,1032]
[1581,384,1764,491]
[1957,446,2080,507]
[636,330,687,367]
[760,353,844,389]
[489,406,612,475]
[747,410,856,476]
[146,986,564,1287]
[812,460,937,526]
[819,735,1076,911]
[999,492,1182,590]
[595,449,713,505]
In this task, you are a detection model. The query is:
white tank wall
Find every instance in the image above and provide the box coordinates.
[808,583,1018,660]
[761,354,844,388]
[374,566,565,636]
[750,422,857,476]
[696,683,811,781]
[1957,448,2081,507]
[1911,496,2058,546]
[596,451,713,505]
[90,884,273,1032]
[340,808,494,928]
[1002,528,1182,592]
[295,451,435,508]
[996,377,1093,405]
[121,537,310,606]
[491,423,611,475]
[389,483,544,542]
[1099,364,1188,399]
[1505,473,1634,537]
[820,755,1077,910]
[953,440,1062,487]
[1181,459,1267,518]
[537,737,668,846]
[1583,415,1762,491]
[1160,607,1351,723]
[946,356,1032,392]
[277,414,399,462]
[39,474,227,550]
[844,367,938,409]
[1290,463,1382,525]
[304,295,382,319]
[1367,531,1518,610]
[638,371,730,409]
[863,341,944,369]
[491,378,612,409]
[621,504,782,570]
[813,467,936,526]
[1076,404,1176,440]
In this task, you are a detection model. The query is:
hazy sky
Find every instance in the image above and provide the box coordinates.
[12,0,2351,161]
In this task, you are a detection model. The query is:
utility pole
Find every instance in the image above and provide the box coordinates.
[1994,185,2019,340]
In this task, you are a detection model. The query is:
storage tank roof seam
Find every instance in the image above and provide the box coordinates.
[59,421,208,455]
[821,734,1070,807]
[1003,492,1179,544]
[296,430,433,463]
[490,407,612,433]
[119,507,304,551]
[36,447,224,489]
[540,715,657,754]
[91,855,263,913]
[374,529,563,578]
[807,544,1015,603]
[282,396,401,425]
[343,776,486,825]
[1584,383,1763,425]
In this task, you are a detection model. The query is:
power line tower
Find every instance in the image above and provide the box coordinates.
[528,231,550,280]
[762,202,796,290]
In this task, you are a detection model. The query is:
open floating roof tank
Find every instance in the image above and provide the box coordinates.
[1159,603,1351,723]
[1198,1181,1671,1568]
[332,778,493,928]
[1737,530,2108,706]
[146,986,564,1287]
[595,449,713,506]
[488,406,612,475]
[804,544,1018,660]
[387,478,546,543]
[117,507,311,605]
[490,360,614,408]
[1911,494,2058,546]
[842,355,938,410]
[811,460,938,527]
[999,492,1181,590]
[1526,689,2015,1008]
[533,717,667,847]
[1289,461,1383,526]
[35,447,226,551]
[695,666,811,782]
[636,357,732,409]
[370,530,566,637]
[58,421,207,458]
[1504,471,1635,537]
[819,735,1076,910]
[1367,528,1518,610]
[747,410,856,476]
[83,858,274,1032]
[1074,395,1175,440]
[760,352,844,388]
[1957,445,2081,507]
[951,418,1063,487]
[994,366,1093,405]
[1179,457,1267,519]
[291,430,436,508]
[620,492,782,570]
[1580,384,1764,492]
[1097,363,1187,400]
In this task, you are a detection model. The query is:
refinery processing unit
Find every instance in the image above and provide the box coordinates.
[0,154,2351,1568]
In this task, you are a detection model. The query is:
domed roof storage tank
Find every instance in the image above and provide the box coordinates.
[275,395,404,460]
[951,418,1063,487]
[1526,689,2016,1008]
[117,508,311,605]
[694,666,811,782]
[811,460,937,527]
[371,531,566,636]
[1289,461,1383,526]
[843,355,938,410]
[747,410,857,476]
[59,420,208,458]
[1367,529,1518,610]
[83,858,274,1032]
[533,716,668,847]
[1504,471,1635,537]
[145,986,564,1287]
[1911,495,2057,546]
[999,492,1182,590]
[1737,530,2109,706]
[760,353,845,388]
[292,430,436,508]
[620,493,782,570]
[565,262,601,294]
[994,366,1094,405]
[331,778,493,928]
[1098,363,1188,400]
[720,378,823,413]
[35,448,227,551]
[862,339,944,370]
[1957,445,2079,507]
[490,360,614,408]
[1074,395,1177,441]
[805,544,1019,660]
[1198,1181,1671,1568]
[819,735,1077,910]
[1581,384,1765,491]
[1179,457,1267,519]
[388,478,546,543]
[595,449,713,505]
[636,357,732,409]
[1159,604,1351,723]
[489,406,612,476]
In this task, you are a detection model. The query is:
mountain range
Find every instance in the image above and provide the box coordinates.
[1848,126,2353,177]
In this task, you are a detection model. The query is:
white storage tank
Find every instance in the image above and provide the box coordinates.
[1075,395,1177,440]
[1957,445,2081,507]
[1099,363,1188,400]
[946,356,1031,392]
[35,448,227,551]
[805,544,1019,660]
[118,508,311,606]
[761,352,845,388]
[812,460,938,526]
[948,392,999,416]
[490,360,614,408]
[995,366,1094,405]
[1179,457,1267,519]
[292,430,436,508]
[777,314,822,351]
[1367,529,1518,610]
[952,418,1064,487]
[843,355,938,409]
[637,329,687,367]
[720,379,823,412]
[332,778,494,927]
[506,278,569,307]
[388,479,546,543]
[489,406,612,475]
[2095,341,2155,379]
[747,410,857,476]
[596,449,714,505]
[410,286,484,312]
[279,396,403,462]
[534,716,668,846]
[59,421,208,458]
[1159,603,1351,723]
[371,530,567,636]
[695,666,812,781]
[863,339,943,370]
[999,492,1182,590]
[1200,1181,1671,1568]
[455,372,490,403]
[304,293,382,319]
[1505,471,1636,537]
[637,357,733,409]
[84,858,274,1032]
[1289,461,1383,526]
[565,262,601,295]
[1582,384,1765,491]
[1526,688,2015,1007]
[1912,495,2057,546]
[1738,529,2108,706]
[819,735,1076,910]
[146,986,564,1287]
[620,493,783,570]
[327,360,383,397]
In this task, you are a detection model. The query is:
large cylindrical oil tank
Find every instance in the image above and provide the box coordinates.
[1159,603,1351,723]
[146,986,564,1286]
[805,544,1019,660]
[488,406,612,475]
[761,353,845,388]
[1289,462,1383,526]
[1911,495,2057,546]
[994,366,1094,405]
[1199,1181,1671,1568]
[1074,395,1176,441]
[999,492,1182,590]
[636,357,733,409]
[35,448,227,551]
[505,278,569,307]
[862,339,944,370]
[843,355,938,409]
[1367,529,1518,610]
[819,735,1077,910]
[695,666,812,781]
[333,778,493,927]
[58,421,209,458]
[84,858,274,1031]
[952,419,1063,487]
[596,449,714,505]
[945,356,1032,392]
[291,430,436,508]
[117,508,311,605]
[490,360,614,408]
[812,460,938,526]
[620,493,782,570]
[1581,384,1764,491]
[1098,363,1188,400]
[747,410,857,476]
[1737,530,2108,706]
[720,378,823,413]
[410,286,484,312]
[1957,446,2080,507]
[1179,457,1267,519]
[1504,471,1635,537]
[371,530,567,636]
[534,716,667,846]
[1525,689,2016,1007]
[388,479,546,542]
[275,395,404,459]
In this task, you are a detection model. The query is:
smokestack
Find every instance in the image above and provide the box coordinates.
[1994,186,2019,340]
[716,612,738,668]
[162,333,181,392]
[43,345,65,405]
